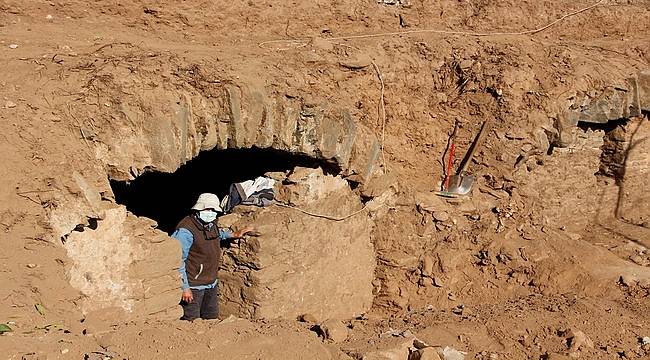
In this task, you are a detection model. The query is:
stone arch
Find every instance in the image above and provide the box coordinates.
[53,79,381,321]
[100,83,380,185]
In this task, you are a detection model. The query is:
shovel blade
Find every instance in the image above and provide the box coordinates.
[442,174,475,197]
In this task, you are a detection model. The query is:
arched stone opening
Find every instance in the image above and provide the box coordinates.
[52,79,383,321]
[110,147,338,233]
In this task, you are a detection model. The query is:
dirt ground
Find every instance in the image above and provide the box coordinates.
[1,0,649,359]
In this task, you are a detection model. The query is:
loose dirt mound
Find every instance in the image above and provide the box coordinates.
[1,0,649,359]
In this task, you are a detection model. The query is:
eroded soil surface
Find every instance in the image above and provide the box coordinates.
[1,0,649,359]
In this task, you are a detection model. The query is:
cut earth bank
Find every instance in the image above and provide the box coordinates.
[1,0,650,359]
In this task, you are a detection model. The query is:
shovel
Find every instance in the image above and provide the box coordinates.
[436,120,489,198]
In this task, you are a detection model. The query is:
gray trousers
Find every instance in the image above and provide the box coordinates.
[180,285,219,321]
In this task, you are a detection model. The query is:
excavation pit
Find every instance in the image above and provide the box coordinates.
[107,148,375,321]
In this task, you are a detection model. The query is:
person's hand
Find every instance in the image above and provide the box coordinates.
[181,289,193,303]
[234,227,258,238]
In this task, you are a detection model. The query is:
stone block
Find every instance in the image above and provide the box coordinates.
[346,124,381,183]
[189,95,217,152]
[638,70,650,111]
[145,94,183,173]
[220,170,375,320]
[563,110,578,127]
[578,100,609,123]
[626,76,642,117]
[293,104,323,157]
[601,88,626,120]
[241,89,265,148]
[334,109,357,167]
[320,110,344,160]
[255,96,276,149]
[273,98,300,151]
[64,206,180,319]
[226,85,246,148]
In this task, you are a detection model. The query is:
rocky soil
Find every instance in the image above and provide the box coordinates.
[1,0,649,359]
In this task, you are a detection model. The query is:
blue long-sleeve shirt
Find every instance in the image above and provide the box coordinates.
[172,223,234,290]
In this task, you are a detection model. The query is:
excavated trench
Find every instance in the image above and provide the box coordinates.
[110,148,337,233]
[50,69,386,320]
[53,62,649,323]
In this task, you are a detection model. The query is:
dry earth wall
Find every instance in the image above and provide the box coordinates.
[218,168,376,321]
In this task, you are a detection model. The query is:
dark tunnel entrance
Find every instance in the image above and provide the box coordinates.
[110,148,337,234]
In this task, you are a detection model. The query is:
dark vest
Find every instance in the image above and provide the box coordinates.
[176,215,222,287]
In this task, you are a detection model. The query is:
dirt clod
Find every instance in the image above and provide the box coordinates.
[319,319,349,343]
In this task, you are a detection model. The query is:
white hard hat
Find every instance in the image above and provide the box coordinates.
[192,193,223,212]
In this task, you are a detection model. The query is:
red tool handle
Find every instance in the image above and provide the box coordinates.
[443,143,455,191]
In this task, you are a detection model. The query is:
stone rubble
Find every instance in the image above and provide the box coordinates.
[563,70,650,126]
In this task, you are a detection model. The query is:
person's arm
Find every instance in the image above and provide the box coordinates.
[219,227,255,247]
[219,228,235,247]
[219,228,234,240]
[220,227,254,240]
[171,228,193,291]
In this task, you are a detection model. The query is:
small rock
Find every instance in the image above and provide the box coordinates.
[320,319,349,343]
[219,314,241,324]
[641,336,650,345]
[415,191,447,213]
[458,60,473,71]
[433,211,450,222]
[451,305,464,315]
[46,14,53,21]
[410,347,442,360]
[421,256,434,277]
[619,274,638,287]
[61,349,69,354]
[629,255,647,266]
[5,100,17,108]
[441,346,466,360]
[432,276,444,288]
[26,263,37,268]
[300,313,318,323]
[566,329,593,352]
[8,44,18,49]
[506,131,526,140]
[399,14,410,27]
[401,329,414,338]
[339,54,372,70]
[413,338,430,349]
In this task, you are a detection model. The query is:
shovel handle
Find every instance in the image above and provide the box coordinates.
[442,120,460,190]
[443,143,455,190]
[457,120,489,174]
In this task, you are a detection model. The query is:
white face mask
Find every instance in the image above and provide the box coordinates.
[198,210,218,223]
